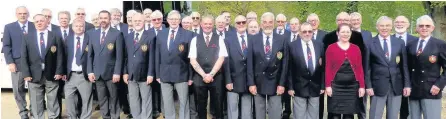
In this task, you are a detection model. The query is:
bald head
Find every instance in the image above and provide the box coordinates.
[336,12,350,26]
[16,6,29,23]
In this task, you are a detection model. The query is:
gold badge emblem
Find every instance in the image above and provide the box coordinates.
[50,46,57,53]
[429,55,437,63]
[141,44,148,52]
[178,44,184,52]
[396,56,400,64]
[277,51,283,60]
[85,47,88,52]
[107,43,114,50]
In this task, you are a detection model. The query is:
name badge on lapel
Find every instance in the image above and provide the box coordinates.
[50,46,57,53]
[276,51,283,60]
[141,44,148,52]
[107,43,114,51]
[178,44,184,52]
[396,56,400,64]
[429,55,437,63]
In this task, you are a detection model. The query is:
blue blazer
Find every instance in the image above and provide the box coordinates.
[247,32,288,95]
[365,35,410,96]
[155,28,195,83]
[66,33,90,79]
[223,33,254,93]
[123,30,156,81]
[70,22,94,32]
[87,28,124,80]
[2,21,36,67]
[392,33,417,46]
[21,30,64,83]
[361,30,373,42]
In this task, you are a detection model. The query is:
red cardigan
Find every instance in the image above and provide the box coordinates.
[325,43,365,88]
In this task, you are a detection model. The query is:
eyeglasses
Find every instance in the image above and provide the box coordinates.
[192,17,200,20]
[44,15,52,18]
[301,30,313,34]
[152,18,162,21]
[418,24,432,28]
[277,21,286,23]
[76,13,85,16]
[236,21,246,25]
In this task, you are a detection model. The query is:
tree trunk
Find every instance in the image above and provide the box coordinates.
[424,2,446,40]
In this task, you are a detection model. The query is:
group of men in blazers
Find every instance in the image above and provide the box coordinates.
[3,5,446,119]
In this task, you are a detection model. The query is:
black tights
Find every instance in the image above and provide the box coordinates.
[328,113,354,119]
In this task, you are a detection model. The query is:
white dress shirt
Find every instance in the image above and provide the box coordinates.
[71,34,84,71]
[378,35,392,60]
[416,36,431,52]
[167,27,179,50]
[192,26,201,34]
[262,33,273,50]
[313,30,318,40]
[47,24,53,31]
[216,30,225,39]
[154,27,163,36]
[237,32,248,51]
[188,32,228,58]
[290,32,298,42]
[134,30,144,42]
[276,28,284,35]
[18,21,29,33]
[145,23,151,30]
[395,32,408,45]
[60,26,70,37]
[37,30,48,69]
[301,40,316,69]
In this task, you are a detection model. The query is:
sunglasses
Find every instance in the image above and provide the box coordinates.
[236,21,246,25]
[76,13,85,15]
[192,17,200,20]
[301,30,313,34]
[418,24,432,28]
[152,18,162,21]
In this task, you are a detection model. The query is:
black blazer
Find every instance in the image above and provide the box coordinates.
[314,29,327,42]
[155,28,195,83]
[392,33,417,46]
[123,31,156,81]
[288,40,324,98]
[87,28,124,80]
[407,37,446,99]
[224,32,253,93]
[21,30,64,83]
[247,32,288,95]
[365,35,410,96]
[65,33,90,79]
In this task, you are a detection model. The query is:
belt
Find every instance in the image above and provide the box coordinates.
[71,71,83,74]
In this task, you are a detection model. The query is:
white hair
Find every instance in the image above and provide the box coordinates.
[109,8,122,16]
[126,10,137,17]
[167,10,180,19]
[234,15,246,22]
[202,15,214,23]
[191,11,201,17]
[182,16,192,22]
[376,16,393,26]
[150,10,163,19]
[289,17,299,24]
[261,12,275,22]
[336,12,349,20]
[143,8,152,14]
[350,12,362,19]
[416,15,434,27]
[276,13,286,21]
[215,15,226,23]
[247,11,257,18]
[306,13,319,22]
[395,15,409,23]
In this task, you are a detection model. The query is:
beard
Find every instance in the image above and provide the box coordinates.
[395,28,406,33]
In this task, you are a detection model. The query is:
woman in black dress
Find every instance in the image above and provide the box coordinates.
[325,24,366,119]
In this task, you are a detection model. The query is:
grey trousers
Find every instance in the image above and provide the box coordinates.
[254,94,282,119]
[409,98,442,119]
[95,79,120,119]
[28,77,60,119]
[369,91,401,119]
[293,96,319,119]
[160,81,190,119]
[128,80,153,119]
[11,72,30,118]
[64,73,93,119]
[227,92,252,119]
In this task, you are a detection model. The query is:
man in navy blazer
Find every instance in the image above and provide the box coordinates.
[288,22,325,119]
[21,14,64,119]
[155,10,195,119]
[2,6,35,119]
[87,10,124,119]
[306,13,327,45]
[110,8,129,36]
[224,15,254,119]
[350,12,373,42]
[393,15,418,119]
[122,13,156,119]
[247,12,288,119]
[365,16,410,119]
[63,18,93,119]
[70,8,95,32]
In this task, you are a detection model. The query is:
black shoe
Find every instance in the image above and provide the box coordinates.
[95,105,100,110]
[126,114,133,119]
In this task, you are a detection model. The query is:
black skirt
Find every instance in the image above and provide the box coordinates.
[327,59,360,114]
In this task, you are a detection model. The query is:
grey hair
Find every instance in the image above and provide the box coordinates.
[182,16,192,22]
[109,8,122,16]
[215,15,226,23]
[416,15,434,27]
[336,12,349,20]
[143,8,152,14]
[276,13,286,21]
[126,10,137,17]
[58,11,71,20]
[350,12,362,19]
[150,10,163,18]
[300,22,313,30]
[376,16,393,26]
[261,12,275,22]
[247,11,257,18]
[306,13,319,22]
[167,10,181,19]
[289,17,300,24]
[191,11,201,17]
[202,15,214,23]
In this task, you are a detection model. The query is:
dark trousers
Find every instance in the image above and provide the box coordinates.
[399,96,409,119]
[151,79,162,116]
[282,89,291,119]
[194,75,224,119]
[118,80,130,115]
[328,113,354,119]
[319,94,325,119]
